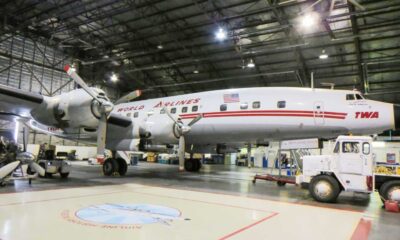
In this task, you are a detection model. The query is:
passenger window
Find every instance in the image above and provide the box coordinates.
[134,112,139,118]
[277,101,286,108]
[240,103,248,110]
[220,104,227,111]
[182,107,188,113]
[363,143,370,155]
[171,108,176,114]
[127,113,132,117]
[333,142,340,153]
[346,94,355,100]
[252,101,261,109]
[160,108,166,114]
[192,105,198,112]
[356,94,363,100]
[342,142,360,153]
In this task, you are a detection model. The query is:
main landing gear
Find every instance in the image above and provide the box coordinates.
[103,157,128,176]
[184,158,202,172]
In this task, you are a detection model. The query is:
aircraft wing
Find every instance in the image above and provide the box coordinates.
[0,84,44,120]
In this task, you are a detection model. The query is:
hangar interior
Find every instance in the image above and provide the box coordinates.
[0,0,400,240]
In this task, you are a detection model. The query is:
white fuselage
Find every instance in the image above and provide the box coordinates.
[108,87,394,149]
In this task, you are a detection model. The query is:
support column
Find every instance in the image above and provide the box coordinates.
[247,143,252,168]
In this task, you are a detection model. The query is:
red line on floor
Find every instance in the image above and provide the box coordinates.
[218,212,279,240]
[133,183,364,213]
[351,218,372,240]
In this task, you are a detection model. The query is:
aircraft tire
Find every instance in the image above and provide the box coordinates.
[103,158,118,176]
[184,159,195,172]
[116,158,128,176]
[309,175,341,203]
[193,159,201,172]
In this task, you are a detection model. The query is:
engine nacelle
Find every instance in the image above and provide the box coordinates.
[30,88,104,129]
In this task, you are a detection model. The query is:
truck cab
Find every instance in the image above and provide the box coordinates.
[298,135,400,203]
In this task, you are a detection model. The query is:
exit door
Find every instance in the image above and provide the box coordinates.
[313,101,325,125]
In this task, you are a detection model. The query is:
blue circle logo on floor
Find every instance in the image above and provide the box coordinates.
[75,203,181,225]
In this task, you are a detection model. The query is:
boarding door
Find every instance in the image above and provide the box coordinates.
[313,101,325,125]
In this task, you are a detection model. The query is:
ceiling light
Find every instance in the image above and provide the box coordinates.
[111,73,118,82]
[247,59,255,68]
[215,28,227,41]
[300,12,319,29]
[193,69,199,74]
[319,49,328,59]
[157,44,163,49]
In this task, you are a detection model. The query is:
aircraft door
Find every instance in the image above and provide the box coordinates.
[313,101,325,125]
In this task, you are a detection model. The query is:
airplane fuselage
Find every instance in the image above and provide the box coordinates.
[104,87,394,152]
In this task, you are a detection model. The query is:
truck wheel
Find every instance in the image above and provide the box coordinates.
[309,175,341,203]
[380,180,400,202]
[116,158,127,176]
[60,172,69,179]
[103,158,118,176]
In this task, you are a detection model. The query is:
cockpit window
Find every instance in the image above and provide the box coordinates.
[346,94,355,100]
[356,94,363,100]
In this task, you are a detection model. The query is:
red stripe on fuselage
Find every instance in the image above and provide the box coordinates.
[179,110,347,120]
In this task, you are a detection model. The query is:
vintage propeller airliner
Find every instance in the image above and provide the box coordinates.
[0,64,399,177]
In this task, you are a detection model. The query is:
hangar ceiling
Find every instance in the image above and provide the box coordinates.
[1,0,400,102]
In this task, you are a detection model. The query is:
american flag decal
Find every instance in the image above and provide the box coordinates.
[223,93,240,103]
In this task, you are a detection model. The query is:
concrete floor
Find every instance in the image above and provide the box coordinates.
[0,162,398,239]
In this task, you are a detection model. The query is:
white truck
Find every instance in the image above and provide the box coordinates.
[297,135,400,203]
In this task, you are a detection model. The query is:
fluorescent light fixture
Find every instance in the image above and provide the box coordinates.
[157,44,163,49]
[215,28,227,41]
[300,12,319,29]
[319,49,328,59]
[193,69,199,74]
[111,73,118,82]
[247,59,255,68]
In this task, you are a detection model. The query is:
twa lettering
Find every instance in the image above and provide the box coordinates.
[355,112,379,119]
[153,98,200,108]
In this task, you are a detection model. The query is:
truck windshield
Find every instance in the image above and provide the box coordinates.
[333,142,340,153]
[342,142,360,153]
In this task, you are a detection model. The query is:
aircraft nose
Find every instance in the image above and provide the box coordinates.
[394,105,400,129]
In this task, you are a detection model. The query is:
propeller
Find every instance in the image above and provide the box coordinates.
[20,126,46,177]
[64,65,141,162]
[0,161,20,180]
[115,90,142,105]
[163,107,203,171]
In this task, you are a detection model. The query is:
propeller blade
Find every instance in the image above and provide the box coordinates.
[96,113,107,162]
[0,161,20,180]
[188,113,203,127]
[178,135,185,171]
[163,107,179,125]
[64,65,100,101]
[115,90,142,104]
[29,161,45,177]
